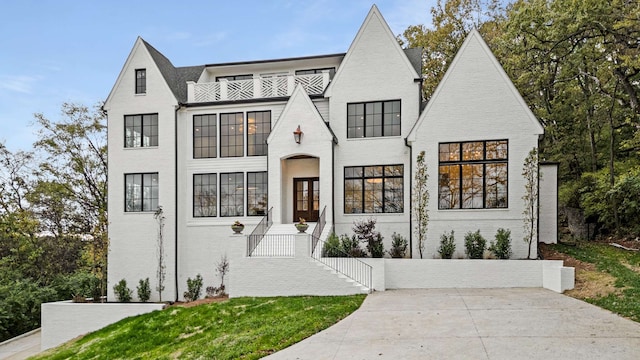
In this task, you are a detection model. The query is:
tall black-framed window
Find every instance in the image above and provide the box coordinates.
[247,172,268,216]
[193,173,217,217]
[125,172,158,212]
[193,114,217,158]
[135,69,146,94]
[344,165,403,214]
[220,172,244,217]
[347,100,400,138]
[438,140,508,209]
[247,111,270,156]
[220,113,243,157]
[125,114,158,147]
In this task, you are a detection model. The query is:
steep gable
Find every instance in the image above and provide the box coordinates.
[408,30,544,141]
[325,5,419,97]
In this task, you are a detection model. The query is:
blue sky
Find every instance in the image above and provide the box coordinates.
[0,0,434,151]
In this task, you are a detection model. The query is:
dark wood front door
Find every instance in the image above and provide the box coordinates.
[293,177,319,222]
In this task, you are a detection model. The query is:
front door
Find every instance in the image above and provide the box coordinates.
[293,177,319,222]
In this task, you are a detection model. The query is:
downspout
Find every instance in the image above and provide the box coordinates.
[332,140,336,227]
[174,104,181,301]
[405,137,413,258]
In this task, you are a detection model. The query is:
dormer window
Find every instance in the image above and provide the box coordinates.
[135,69,146,94]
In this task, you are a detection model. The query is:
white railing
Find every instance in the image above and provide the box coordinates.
[188,72,330,103]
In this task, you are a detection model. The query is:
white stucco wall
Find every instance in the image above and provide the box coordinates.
[41,302,164,350]
[104,39,179,302]
[539,164,558,244]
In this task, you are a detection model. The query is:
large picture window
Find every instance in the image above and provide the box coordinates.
[193,114,217,158]
[125,173,158,212]
[344,165,403,214]
[247,111,270,156]
[220,113,243,157]
[347,100,401,138]
[125,114,158,148]
[247,172,268,216]
[193,173,217,217]
[220,172,244,217]
[438,140,508,209]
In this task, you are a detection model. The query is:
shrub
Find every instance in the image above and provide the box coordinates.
[113,279,132,302]
[207,256,230,298]
[438,230,456,259]
[137,278,151,302]
[489,228,512,259]
[322,232,342,257]
[353,218,381,257]
[341,234,367,257]
[51,271,101,301]
[388,233,408,258]
[464,230,486,259]
[184,274,203,302]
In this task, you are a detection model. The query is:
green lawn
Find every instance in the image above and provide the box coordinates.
[552,242,640,322]
[32,295,365,360]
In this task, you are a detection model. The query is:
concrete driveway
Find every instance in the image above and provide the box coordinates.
[266,288,640,359]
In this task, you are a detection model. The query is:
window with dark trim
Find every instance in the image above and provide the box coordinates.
[215,74,253,81]
[438,140,508,209]
[347,100,401,138]
[247,111,270,156]
[247,172,268,216]
[135,69,146,94]
[125,114,158,147]
[220,113,243,157]
[193,114,217,158]
[125,172,158,212]
[295,67,336,78]
[220,172,244,217]
[193,173,217,217]
[344,165,403,214]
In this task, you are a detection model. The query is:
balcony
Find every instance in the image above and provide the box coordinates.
[187,72,330,103]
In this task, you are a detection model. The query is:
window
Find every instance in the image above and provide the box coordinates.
[215,74,253,81]
[247,111,270,156]
[135,69,146,94]
[344,165,403,214]
[247,172,268,216]
[347,100,400,138]
[125,173,158,212]
[125,114,158,147]
[220,172,244,217]
[220,113,243,157]
[295,67,336,78]
[193,114,216,158]
[193,173,217,217]
[438,140,508,209]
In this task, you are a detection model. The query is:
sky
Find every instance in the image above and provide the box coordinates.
[0,0,435,152]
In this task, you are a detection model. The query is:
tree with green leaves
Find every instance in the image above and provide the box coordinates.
[413,151,430,258]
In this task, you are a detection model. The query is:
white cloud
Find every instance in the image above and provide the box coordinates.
[0,75,40,94]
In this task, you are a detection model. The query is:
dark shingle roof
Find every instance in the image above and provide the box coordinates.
[403,47,423,76]
[141,39,204,103]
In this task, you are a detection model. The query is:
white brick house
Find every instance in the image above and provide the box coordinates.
[103,6,559,301]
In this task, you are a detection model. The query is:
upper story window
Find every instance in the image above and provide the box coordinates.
[438,140,508,209]
[347,100,401,138]
[125,172,158,212]
[344,165,403,214]
[247,111,270,156]
[215,74,253,81]
[125,114,158,148]
[193,114,216,158]
[220,113,244,157]
[135,69,146,94]
[295,67,335,78]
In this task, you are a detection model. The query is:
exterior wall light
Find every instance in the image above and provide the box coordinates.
[293,125,303,144]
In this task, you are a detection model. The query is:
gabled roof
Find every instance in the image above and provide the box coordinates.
[141,40,203,103]
[325,5,420,97]
[407,29,544,142]
[403,47,423,76]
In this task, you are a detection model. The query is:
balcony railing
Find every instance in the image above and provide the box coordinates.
[187,72,330,103]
